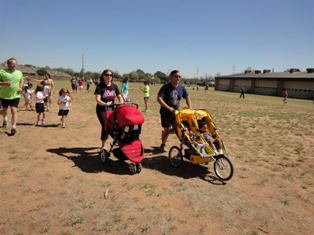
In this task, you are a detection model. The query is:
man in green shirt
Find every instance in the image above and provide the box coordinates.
[0,58,23,135]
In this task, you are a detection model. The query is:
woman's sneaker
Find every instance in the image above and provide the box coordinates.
[2,120,8,128]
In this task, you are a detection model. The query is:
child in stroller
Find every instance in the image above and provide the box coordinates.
[189,119,224,156]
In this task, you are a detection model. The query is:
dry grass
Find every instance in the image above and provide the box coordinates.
[0,81,313,234]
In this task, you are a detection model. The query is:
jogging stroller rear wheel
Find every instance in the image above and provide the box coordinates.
[169,146,183,168]
[100,149,110,164]
[213,155,233,181]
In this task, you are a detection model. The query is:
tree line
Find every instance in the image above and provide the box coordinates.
[28,64,215,85]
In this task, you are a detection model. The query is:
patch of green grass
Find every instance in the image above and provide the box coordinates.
[138,182,159,197]
[140,224,151,233]
[39,223,50,234]
[294,145,304,155]
[64,215,83,227]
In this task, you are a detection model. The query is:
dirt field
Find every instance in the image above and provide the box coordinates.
[1,81,313,235]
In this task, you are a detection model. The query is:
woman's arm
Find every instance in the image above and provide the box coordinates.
[117,94,124,104]
[95,94,113,106]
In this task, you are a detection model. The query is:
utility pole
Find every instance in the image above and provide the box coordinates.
[81,54,85,79]
[233,64,235,74]
[196,66,199,79]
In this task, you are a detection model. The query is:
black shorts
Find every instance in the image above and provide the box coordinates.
[58,109,69,116]
[160,108,175,128]
[144,97,149,100]
[0,98,20,108]
[35,103,45,113]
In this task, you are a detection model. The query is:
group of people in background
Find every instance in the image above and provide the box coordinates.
[0,58,189,155]
[71,76,95,93]
[0,58,72,134]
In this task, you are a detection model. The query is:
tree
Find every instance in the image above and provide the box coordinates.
[154,71,167,83]
[37,68,48,76]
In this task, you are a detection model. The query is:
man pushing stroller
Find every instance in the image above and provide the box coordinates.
[157,70,192,152]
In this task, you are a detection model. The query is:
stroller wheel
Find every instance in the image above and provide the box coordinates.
[129,164,137,175]
[169,146,183,168]
[100,149,110,163]
[213,155,234,181]
[136,163,142,173]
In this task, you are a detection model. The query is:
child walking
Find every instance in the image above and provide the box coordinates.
[35,85,46,126]
[57,88,71,128]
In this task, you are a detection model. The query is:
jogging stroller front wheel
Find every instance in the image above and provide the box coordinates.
[213,155,234,181]
[129,163,142,175]
[169,146,183,168]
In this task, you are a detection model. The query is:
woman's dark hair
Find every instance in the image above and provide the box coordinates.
[169,70,180,77]
[99,69,113,84]
[123,76,129,83]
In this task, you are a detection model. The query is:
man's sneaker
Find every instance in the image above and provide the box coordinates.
[159,144,166,152]
[10,128,16,136]
[2,120,8,128]
[62,123,66,128]
[41,120,45,126]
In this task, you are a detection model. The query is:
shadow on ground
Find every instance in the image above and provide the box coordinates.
[142,146,226,185]
[46,147,133,175]
[17,122,35,126]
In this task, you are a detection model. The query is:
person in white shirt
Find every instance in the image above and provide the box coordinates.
[57,88,72,128]
[35,85,45,126]
[42,81,50,111]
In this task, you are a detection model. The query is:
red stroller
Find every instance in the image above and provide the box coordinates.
[100,103,145,174]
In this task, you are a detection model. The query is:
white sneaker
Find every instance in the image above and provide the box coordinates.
[62,123,66,128]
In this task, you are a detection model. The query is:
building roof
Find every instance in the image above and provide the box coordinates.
[217,71,314,79]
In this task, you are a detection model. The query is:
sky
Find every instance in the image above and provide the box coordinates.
[1,0,314,77]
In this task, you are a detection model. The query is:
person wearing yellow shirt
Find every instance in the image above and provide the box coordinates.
[0,58,23,135]
[140,80,150,112]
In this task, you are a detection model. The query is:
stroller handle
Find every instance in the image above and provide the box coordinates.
[111,103,139,110]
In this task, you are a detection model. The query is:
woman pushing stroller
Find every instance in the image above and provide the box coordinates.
[94,69,124,151]
[94,69,145,174]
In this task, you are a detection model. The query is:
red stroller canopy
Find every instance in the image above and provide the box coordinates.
[115,104,144,126]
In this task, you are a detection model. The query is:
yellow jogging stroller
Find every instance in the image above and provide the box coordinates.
[169,108,233,181]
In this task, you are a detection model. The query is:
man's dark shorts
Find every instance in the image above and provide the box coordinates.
[160,108,175,128]
[0,98,20,108]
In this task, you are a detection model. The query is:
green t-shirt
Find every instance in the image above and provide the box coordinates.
[0,69,23,99]
[143,84,150,97]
